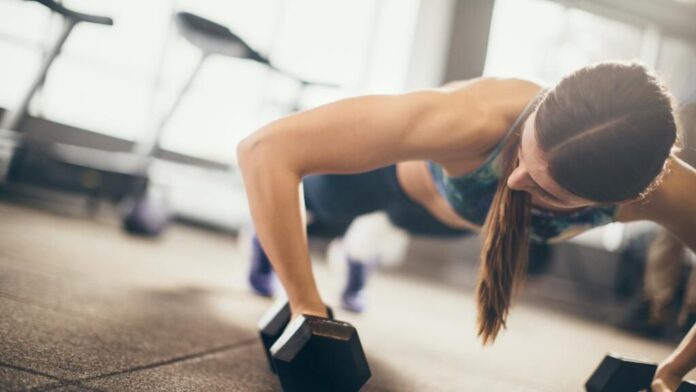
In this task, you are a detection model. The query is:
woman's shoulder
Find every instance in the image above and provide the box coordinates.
[615,156,696,253]
[615,155,696,223]
[440,76,542,95]
[433,77,544,166]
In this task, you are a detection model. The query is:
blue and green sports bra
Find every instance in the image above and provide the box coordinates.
[427,91,617,243]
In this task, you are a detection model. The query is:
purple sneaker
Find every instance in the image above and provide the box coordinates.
[249,236,276,297]
[341,258,371,313]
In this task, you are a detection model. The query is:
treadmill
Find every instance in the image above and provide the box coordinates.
[0,1,337,236]
[0,0,169,235]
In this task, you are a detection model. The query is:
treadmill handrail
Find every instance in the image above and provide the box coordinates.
[30,0,113,25]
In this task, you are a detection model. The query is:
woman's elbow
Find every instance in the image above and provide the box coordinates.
[237,130,296,181]
[237,131,270,173]
[236,135,255,170]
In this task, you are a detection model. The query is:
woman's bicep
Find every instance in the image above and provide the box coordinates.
[617,205,696,257]
[239,91,482,176]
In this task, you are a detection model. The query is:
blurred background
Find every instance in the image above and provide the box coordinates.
[1,0,696,390]
[1,0,694,227]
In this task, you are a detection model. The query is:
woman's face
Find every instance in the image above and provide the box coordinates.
[507,112,597,210]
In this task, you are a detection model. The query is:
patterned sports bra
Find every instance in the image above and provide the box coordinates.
[427,90,618,243]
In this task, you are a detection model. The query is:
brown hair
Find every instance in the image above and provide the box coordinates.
[477,62,677,344]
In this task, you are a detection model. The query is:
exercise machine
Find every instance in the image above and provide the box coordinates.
[0,0,170,235]
[0,2,336,236]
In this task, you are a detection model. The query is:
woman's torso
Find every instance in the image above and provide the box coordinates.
[395,79,616,242]
[396,79,537,231]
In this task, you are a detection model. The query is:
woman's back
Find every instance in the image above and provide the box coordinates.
[396,78,544,232]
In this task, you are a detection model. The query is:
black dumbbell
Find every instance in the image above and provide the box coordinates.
[258,300,291,373]
[258,300,334,373]
[258,300,371,391]
[586,353,696,392]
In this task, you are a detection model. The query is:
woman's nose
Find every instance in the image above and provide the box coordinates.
[507,165,531,191]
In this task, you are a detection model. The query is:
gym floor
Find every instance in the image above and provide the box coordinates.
[0,198,689,391]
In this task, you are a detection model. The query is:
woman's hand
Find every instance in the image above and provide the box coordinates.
[651,324,696,392]
[291,300,329,321]
[652,361,685,392]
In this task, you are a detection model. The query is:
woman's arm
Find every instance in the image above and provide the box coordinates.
[237,80,503,319]
[617,156,696,389]
[617,156,696,257]
[653,325,696,391]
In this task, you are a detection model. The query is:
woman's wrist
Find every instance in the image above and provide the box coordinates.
[290,298,330,320]
[660,349,696,379]
[285,285,327,319]
[655,358,687,387]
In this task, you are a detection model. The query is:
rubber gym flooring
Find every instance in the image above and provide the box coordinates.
[0,198,689,391]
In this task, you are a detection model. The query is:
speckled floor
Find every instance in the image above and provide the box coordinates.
[0,199,688,391]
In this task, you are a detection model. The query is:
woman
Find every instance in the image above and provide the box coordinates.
[238,61,696,390]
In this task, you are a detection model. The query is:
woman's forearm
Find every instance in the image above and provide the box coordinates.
[238,137,326,318]
[662,324,696,377]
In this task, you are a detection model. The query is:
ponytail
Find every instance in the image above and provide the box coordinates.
[476,115,533,345]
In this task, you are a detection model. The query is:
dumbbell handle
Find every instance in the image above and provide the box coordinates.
[270,314,353,358]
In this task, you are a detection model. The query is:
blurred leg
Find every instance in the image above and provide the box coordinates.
[340,212,410,313]
[248,235,276,297]
[341,257,373,313]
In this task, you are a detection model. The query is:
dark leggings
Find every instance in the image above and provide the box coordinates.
[303,165,472,238]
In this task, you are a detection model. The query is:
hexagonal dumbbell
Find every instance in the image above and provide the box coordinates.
[258,300,370,391]
[270,314,371,392]
[586,354,696,392]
